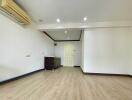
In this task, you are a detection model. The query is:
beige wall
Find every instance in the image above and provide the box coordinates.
[55,41,81,66]
[82,27,132,75]
[0,14,54,82]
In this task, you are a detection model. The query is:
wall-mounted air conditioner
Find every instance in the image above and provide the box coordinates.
[0,0,31,25]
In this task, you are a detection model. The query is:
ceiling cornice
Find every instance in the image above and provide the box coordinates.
[38,21,132,30]
[43,31,81,42]
[42,21,132,42]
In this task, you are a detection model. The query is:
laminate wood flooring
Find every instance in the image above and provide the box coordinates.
[0,67,132,100]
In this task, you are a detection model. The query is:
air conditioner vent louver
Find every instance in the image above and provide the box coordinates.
[0,0,31,25]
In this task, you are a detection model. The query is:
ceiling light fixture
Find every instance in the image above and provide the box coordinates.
[56,18,60,23]
[64,30,68,34]
[83,17,87,21]
[38,19,43,22]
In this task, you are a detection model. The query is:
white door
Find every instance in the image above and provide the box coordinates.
[64,44,74,67]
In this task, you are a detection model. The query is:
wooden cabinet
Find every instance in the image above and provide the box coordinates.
[44,57,61,70]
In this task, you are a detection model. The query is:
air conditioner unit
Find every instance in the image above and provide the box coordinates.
[0,0,31,25]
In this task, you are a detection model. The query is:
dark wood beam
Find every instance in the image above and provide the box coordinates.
[55,40,80,42]
[43,31,55,41]
[43,31,81,42]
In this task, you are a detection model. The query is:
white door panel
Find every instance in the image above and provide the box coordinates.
[64,44,74,67]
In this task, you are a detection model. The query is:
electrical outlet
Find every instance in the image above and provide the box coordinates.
[26,55,31,57]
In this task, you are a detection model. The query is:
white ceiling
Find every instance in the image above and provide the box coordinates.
[16,0,132,24]
[15,0,132,40]
[45,29,81,41]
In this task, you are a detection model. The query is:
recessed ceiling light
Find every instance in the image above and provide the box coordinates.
[83,17,87,21]
[64,30,67,34]
[39,19,43,22]
[56,18,60,23]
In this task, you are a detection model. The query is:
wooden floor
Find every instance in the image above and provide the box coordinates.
[0,67,132,100]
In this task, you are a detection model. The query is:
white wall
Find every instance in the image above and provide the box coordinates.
[82,27,132,75]
[130,37,132,75]
[81,32,84,70]
[55,41,81,67]
[0,14,54,82]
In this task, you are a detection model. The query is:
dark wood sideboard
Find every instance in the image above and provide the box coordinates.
[44,57,61,70]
